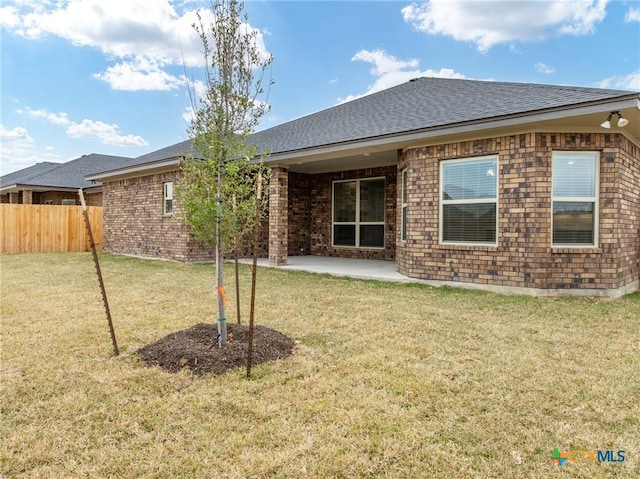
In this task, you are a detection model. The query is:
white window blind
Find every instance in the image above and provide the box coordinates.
[440,157,498,244]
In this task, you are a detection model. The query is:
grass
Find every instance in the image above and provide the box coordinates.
[1,253,639,478]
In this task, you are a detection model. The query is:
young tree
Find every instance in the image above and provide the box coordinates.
[179,0,272,348]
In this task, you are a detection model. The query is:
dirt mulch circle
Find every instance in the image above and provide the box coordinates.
[137,323,296,375]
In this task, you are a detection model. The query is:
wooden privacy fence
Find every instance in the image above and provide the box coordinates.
[0,204,103,254]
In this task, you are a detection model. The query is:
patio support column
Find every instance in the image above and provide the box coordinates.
[9,192,20,204]
[22,190,33,204]
[269,167,288,266]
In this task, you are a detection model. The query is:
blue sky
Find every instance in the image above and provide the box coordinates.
[1,0,639,175]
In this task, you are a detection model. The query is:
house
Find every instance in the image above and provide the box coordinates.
[87,77,640,296]
[1,153,132,206]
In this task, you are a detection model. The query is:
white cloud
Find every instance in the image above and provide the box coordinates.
[1,0,270,91]
[626,7,640,22]
[93,57,185,91]
[17,107,149,146]
[352,49,419,76]
[181,106,197,125]
[535,62,556,74]
[0,124,33,143]
[20,108,71,126]
[0,124,62,174]
[402,0,609,52]
[66,120,148,146]
[596,70,640,91]
[0,6,21,29]
[339,49,466,103]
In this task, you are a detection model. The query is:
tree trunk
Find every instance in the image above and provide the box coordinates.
[246,174,262,378]
[235,250,241,325]
[216,169,227,348]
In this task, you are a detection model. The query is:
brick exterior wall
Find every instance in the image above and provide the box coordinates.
[22,190,33,204]
[288,172,312,255]
[97,132,638,295]
[269,167,288,265]
[103,171,267,262]
[286,166,397,261]
[103,171,216,262]
[396,132,639,294]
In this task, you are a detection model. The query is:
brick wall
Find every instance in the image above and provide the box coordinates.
[288,172,312,255]
[397,132,639,294]
[103,171,268,262]
[290,166,397,261]
[269,167,288,265]
[103,171,216,262]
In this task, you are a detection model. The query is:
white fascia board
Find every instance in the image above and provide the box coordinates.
[86,158,181,182]
[0,184,19,194]
[1,184,81,194]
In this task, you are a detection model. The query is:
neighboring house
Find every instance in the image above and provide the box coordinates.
[88,77,640,297]
[1,153,132,206]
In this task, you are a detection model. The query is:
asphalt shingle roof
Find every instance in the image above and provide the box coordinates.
[0,162,61,187]
[1,154,133,190]
[254,77,635,154]
[89,77,637,177]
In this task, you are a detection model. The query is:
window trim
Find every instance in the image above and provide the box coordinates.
[401,169,407,242]
[551,151,599,248]
[439,155,499,246]
[163,181,174,216]
[332,177,385,249]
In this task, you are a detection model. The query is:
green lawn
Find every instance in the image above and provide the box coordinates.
[1,253,638,478]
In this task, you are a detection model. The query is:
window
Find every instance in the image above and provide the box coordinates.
[44,200,53,205]
[61,199,76,206]
[163,181,174,215]
[401,169,407,242]
[440,156,498,244]
[552,152,598,246]
[333,178,385,248]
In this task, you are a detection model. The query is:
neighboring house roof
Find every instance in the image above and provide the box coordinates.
[0,162,62,189]
[87,77,640,180]
[1,153,133,193]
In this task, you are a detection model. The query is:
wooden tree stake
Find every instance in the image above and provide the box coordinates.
[78,189,119,356]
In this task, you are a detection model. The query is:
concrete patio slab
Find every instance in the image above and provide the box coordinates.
[238,255,426,284]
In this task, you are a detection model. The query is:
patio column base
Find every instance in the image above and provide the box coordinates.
[269,167,288,266]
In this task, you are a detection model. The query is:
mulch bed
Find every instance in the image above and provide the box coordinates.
[137,323,296,375]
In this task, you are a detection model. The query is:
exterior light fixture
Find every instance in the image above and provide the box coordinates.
[617,113,629,127]
[601,111,629,129]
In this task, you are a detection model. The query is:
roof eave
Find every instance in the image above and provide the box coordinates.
[265,96,640,164]
[0,184,88,194]
[86,158,182,182]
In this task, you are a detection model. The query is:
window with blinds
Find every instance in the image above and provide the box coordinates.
[440,156,498,244]
[333,178,385,248]
[552,152,598,246]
